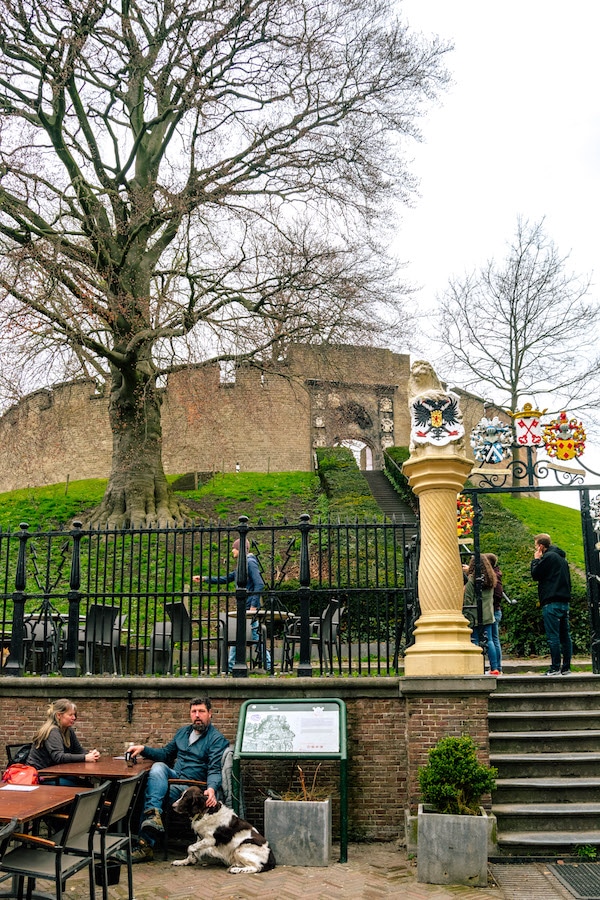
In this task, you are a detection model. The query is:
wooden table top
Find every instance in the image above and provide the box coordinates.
[0,783,90,824]
[38,756,152,780]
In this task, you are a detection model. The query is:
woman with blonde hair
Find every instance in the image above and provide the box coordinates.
[27,698,99,774]
[463,555,500,675]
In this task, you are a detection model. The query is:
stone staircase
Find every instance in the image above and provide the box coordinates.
[361,470,417,525]
[489,673,600,859]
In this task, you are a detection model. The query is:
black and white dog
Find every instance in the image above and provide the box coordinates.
[171,786,276,874]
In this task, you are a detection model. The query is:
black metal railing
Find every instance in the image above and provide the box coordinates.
[0,515,418,678]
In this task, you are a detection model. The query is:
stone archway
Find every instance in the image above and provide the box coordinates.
[336,439,374,471]
[309,382,396,470]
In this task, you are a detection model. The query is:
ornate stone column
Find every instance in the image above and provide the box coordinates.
[402,362,482,676]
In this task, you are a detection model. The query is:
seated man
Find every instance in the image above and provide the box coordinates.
[120,695,229,863]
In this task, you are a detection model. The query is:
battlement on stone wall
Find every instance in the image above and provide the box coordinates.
[0,345,485,494]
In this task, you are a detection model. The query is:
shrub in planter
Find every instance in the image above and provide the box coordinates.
[415,735,498,887]
[418,734,497,816]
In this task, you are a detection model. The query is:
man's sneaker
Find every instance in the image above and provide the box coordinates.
[112,840,153,864]
[141,808,164,834]
[561,668,572,675]
[542,668,561,676]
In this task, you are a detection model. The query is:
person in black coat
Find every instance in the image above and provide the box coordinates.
[531,533,572,676]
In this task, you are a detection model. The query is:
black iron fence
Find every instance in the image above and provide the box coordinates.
[0,515,418,678]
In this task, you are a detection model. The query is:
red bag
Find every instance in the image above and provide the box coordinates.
[2,764,39,785]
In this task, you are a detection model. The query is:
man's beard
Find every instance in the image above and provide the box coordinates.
[193,721,208,736]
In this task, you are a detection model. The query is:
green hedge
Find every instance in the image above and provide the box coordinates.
[314,447,381,520]
[383,446,419,514]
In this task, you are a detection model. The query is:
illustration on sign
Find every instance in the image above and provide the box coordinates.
[241,703,340,753]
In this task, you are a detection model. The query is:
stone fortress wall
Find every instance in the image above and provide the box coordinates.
[0,344,488,494]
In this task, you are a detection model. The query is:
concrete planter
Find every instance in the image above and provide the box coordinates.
[264,798,332,867]
[416,803,493,887]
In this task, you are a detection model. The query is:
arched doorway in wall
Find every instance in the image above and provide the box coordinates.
[336,439,374,471]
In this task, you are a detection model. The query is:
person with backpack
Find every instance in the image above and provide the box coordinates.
[195,539,271,672]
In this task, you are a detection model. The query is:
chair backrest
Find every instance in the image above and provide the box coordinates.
[222,615,256,644]
[5,742,32,765]
[220,743,234,807]
[105,770,146,831]
[165,598,192,642]
[63,781,111,848]
[319,599,341,643]
[24,620,54,644]
[85,605,120,645]
[0,817,18,857]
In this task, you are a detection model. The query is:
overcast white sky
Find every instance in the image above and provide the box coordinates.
[397,0,600,311]
[395,0,600,507]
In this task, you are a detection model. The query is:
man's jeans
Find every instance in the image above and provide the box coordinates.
[542,601,572,671]
[139,762,184,846]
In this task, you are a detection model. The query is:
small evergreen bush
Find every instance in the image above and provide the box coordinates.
[418,735,497,816]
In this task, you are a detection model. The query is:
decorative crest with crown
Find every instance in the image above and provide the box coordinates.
[543,411,586,461]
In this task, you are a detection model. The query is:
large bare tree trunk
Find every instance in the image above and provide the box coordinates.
[89,361,185,527]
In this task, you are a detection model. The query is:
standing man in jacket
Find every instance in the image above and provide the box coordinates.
[531,533,572,676]
[196,538,271,672]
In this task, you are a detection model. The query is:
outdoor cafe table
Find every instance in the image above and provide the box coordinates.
[0,783,92,900]
[0,783,90,826]
[38,757,152,783]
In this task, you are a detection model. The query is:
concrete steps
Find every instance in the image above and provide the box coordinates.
[489,673,600,858]
[361,470,417,525]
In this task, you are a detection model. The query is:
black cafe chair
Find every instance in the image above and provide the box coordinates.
[60,769,146,900]
[281,598,345,672]
[0,780,110,900]
[79,605,125,674]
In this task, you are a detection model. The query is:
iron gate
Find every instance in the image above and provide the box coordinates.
[461,446,600,673]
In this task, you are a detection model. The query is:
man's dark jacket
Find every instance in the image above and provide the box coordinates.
[141,723,229,793]
[531,544,571,606]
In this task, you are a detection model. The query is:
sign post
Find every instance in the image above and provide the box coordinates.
[233,698,348,862]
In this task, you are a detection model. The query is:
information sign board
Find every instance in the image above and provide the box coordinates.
[241,701,340,754]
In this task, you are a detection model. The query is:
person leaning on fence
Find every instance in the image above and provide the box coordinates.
[531,532,573,676]
[194,538,272,673]
[117,696,229,864]
[463,555,501,675]
[27,698,100,784]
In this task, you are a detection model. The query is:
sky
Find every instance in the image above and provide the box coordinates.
[395,0,600,508]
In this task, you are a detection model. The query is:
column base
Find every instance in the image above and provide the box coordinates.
[404,613,484,676]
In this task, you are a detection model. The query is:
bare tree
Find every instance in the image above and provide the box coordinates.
[435,218,600,419]
[0,0,449,525]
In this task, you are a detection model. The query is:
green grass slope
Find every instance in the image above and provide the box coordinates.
[0,459,591,660]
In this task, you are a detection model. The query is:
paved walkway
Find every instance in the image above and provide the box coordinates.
[59,843,580,900]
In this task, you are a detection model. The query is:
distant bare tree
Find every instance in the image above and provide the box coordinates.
[435,218,600,419]
[0,0,449,525]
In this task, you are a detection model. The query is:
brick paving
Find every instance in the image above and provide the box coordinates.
[58,842,577,900]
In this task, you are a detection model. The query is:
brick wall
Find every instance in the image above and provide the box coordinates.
[0,675,493,842]
[400,677,493,816]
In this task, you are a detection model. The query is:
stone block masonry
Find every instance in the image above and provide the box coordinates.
[0,343,492,493]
